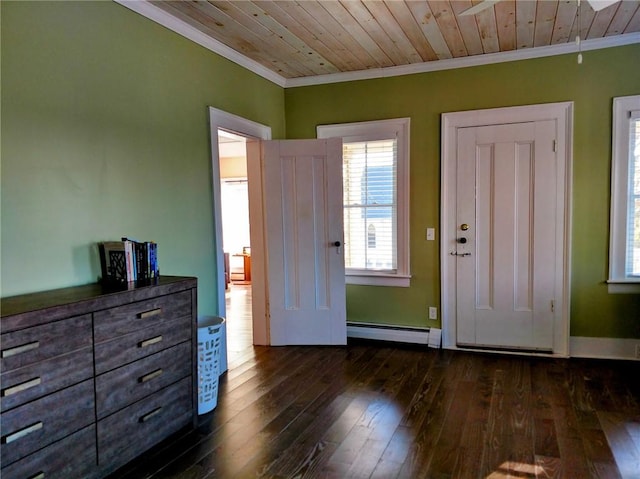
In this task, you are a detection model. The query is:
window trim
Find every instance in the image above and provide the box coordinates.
[317,118,411,287]
[608,95,640,293]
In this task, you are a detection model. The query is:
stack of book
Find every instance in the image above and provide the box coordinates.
[98,238,159,286]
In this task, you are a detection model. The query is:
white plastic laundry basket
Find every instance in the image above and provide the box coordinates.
[197,316,225,414]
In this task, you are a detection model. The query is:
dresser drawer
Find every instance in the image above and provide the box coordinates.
[97,377,192,475]
[1,379,95,466]
[1,314,92,373]
[95,341,191,419]
[93,291,192,342]
[0,425,98,479]
[94,315,191,374]
[1,347,93,412]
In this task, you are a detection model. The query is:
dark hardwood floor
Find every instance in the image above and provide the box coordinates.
[113,285,640,479]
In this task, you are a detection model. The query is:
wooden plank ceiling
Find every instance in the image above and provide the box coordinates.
[151,0,640,79]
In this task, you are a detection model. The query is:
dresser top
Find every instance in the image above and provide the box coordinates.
[1,276,197,331]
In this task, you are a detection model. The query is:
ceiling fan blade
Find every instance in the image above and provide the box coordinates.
[585,0,619,11]
[459,0,502,16]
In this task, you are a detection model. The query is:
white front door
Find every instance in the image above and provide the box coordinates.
[259,139,346,345]
[454,120,558,351]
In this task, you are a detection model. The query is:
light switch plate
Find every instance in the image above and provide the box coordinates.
[426,227,435,241]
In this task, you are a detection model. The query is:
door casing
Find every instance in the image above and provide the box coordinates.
[441,102,573,357]
[208,107,271,345]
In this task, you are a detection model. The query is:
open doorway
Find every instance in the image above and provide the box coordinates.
[208,107,271,356]
[218,129,253,358]
[209,108,346,348]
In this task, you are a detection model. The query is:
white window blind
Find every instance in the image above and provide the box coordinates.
[343,139,397,272]
[626,113,640,277]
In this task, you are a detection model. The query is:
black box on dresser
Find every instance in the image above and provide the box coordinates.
[0,276,198,479]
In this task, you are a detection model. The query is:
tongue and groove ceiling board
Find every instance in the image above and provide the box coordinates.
[131,1,640,85]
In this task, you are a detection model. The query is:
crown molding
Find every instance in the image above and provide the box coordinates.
[115,1,640,90]
[285,32,640,88]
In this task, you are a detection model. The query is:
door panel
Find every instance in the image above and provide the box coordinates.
[262,139,346,346]
[456,120,556,350]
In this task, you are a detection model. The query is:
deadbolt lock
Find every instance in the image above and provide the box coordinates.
[460,223,470,231]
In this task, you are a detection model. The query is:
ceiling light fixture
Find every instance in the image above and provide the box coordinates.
[459,0,623,64]
[577,0,583,64]
[460,0,621,16]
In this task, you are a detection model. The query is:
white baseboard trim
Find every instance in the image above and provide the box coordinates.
[347,322,430,345]
[570,336,639,360]
[346,327,638,360]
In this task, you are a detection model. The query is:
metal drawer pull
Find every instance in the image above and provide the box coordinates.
[2,377,41,397]
[1,341,40,358]
[139,335,163,348]
[28,472,45,479]
[139,368,163,383]
[3,421,43,444]
[138,308,162,319]
[139,407,163,423]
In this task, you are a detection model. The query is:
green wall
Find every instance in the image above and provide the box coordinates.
[0,1,285,315]
[285,45,640,339]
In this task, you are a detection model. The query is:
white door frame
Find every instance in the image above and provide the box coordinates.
[441,102,573,357]
[208,107,271,345]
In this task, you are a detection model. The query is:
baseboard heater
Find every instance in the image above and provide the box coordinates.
[347,322,441,348]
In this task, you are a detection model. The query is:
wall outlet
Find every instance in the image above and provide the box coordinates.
[428,307,438,320]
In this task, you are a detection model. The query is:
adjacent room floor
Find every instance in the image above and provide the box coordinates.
[224,283,254,368]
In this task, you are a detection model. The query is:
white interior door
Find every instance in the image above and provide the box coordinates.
[260,139,346,345]
[455,120,558,350]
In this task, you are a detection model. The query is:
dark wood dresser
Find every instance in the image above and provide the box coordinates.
[0,276,198,479]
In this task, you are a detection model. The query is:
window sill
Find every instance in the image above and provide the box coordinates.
[346,273,411,287]
[607,280,640,294]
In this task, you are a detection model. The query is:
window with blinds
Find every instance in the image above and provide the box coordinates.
[626,114,640,277]
[343,139,397,272]
[317,117,410,287]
